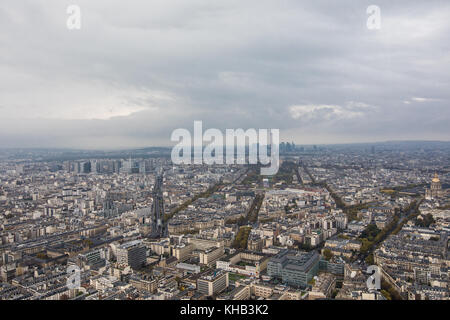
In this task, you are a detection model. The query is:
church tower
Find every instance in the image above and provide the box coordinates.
[426,173,443,200]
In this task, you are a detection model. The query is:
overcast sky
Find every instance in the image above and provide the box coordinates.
[0,0,449,149]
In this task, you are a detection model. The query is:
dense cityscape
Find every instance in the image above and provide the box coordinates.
[1,2,449,314]
[0,141,448,301]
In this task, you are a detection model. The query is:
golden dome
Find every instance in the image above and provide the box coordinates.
[432,173,440,183]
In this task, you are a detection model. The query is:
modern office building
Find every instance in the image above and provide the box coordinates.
[80,249,105,268]
[216,250,270,277]
[267,249,320,288]
[116,240,147,269]
[197,270,229,296]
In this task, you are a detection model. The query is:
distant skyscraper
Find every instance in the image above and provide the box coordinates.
[121,157,132,173]
[91,160,99,174]
[82,161,91,174]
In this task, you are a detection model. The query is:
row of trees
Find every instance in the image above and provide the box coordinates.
[381,278,403,300]
[164,182,223,222]
[225,194,265,226]
[271,161,297,184]
[247,194,265,223]
[359,215,400,255]
[360,224,381,241]
[232,226,252,249]
[343,202,375,221]
[392,199,422,235]
[241,165,262,185]
[166,167,250,223]
[313,179,347,210]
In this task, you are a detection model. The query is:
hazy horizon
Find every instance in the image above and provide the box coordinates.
[1,139,450,152]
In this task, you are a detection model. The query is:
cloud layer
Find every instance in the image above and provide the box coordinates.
[0,0,449,148]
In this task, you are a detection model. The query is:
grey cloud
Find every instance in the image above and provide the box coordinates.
[0,0,449,148]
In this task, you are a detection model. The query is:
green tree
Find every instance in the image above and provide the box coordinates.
[381,290,392,300]
[365,253,374,265]
[322,248,333,261]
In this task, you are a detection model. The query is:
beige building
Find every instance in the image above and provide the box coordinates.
[309,273,336,300]
[197,270,229,296]
[217,285,251,300]
[251,283,274,298]
[171,243,194,261]
[199,246,225,266]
